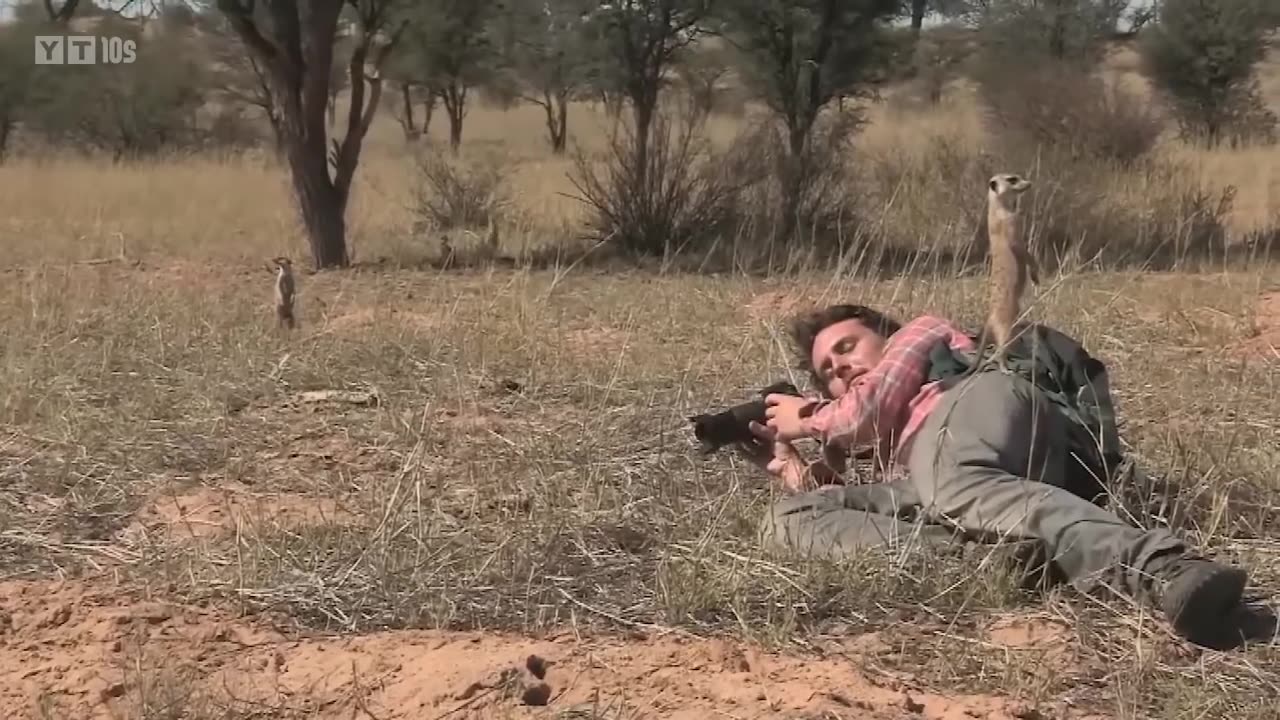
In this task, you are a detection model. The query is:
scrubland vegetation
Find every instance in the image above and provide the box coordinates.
[0,1,1279,718]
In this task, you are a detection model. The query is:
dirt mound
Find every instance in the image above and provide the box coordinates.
[744,289,816,324]
[742,286,839,324]
[0,578,1083,720]
[1237,290,1280,361]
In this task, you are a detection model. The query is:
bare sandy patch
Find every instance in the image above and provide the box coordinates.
[308,305,449,338]
[986,614,1072,649]
[0,577,1087,720]
[125,481,357,543]
[743,288,826,325]
[1237,290,1280,361]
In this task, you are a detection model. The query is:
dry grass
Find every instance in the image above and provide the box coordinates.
[1,40,1279,720]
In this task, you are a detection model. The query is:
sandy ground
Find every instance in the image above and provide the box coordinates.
[1239,290,1280,360]
[0,575,1098,720]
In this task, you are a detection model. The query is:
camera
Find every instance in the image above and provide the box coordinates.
[688,380,801,454]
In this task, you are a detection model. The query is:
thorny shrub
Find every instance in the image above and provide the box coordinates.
[567,111,750,259]
[412,146,510,233]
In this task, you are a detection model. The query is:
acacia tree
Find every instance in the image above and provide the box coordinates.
[1141,0,1277,146]
[585,0,713,179]
[669,39,733,120]
[396,0,505,152]
[717,0,902,243]
[383,72,438,141]
[215,0,407,269]
[496,0,596,154]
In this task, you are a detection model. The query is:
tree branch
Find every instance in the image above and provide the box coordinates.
[332,1,403,197]
[216,0,281,63]
[43,0,81,24]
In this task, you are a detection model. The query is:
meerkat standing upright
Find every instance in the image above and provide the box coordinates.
[272,257,296,330]
[984,173,1037,371]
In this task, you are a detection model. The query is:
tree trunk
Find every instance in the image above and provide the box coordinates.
[285,131,349,267]
[443,85,466,152]
[631,93,654,189]
[543,89,569,154]
[0,116,12,164]
[779,115,814,246]
[554,96,568,154]
[911,0,926,35]
[423,92,436,136]
[447,108,463,150]
[397,81,417,139]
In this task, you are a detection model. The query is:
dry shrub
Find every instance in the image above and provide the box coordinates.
[858,133,991,262]
[1016,151,1236,270]
[1172,77,1279,149]
[977,61,1164,168]
[567,111,748,258]
[724,111,865,256]
[411,146,510,233]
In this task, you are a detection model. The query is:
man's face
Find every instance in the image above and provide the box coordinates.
[810,318,887,398]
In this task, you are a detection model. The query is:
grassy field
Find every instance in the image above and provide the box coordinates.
[0,41,1279,720]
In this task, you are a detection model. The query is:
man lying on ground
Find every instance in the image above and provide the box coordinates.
[738,304,1249,647]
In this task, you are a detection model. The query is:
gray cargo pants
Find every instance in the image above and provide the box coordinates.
[760,369,1189,597]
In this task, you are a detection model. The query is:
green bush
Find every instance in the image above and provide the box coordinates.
[1140,0,1277,146]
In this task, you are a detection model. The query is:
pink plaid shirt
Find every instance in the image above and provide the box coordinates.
[799,314,975,465]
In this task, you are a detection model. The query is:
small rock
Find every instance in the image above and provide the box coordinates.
[525,653,549,680]
[102,682,127,700]
[39,605,73,629]
[520,681,552,706]
[903,693,925,714]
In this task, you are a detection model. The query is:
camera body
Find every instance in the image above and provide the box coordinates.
[688,380,801,454]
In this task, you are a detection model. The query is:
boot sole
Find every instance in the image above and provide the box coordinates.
[1169,566,1248,643]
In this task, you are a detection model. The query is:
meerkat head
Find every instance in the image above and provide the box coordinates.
[271,257,292,269]
[988,173,1031,210]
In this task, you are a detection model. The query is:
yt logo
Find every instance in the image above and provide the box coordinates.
[34,35,137,65]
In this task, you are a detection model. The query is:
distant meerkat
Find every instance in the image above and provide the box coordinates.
[984,173,1037,371]
[272,257,296,329]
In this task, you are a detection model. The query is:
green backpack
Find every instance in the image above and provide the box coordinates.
[924,323,1124,506]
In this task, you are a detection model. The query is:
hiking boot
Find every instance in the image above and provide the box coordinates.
[1155,557,1248,646]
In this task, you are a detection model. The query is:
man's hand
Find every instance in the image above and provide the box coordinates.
[737,421,809,492]
[763,393,816,442]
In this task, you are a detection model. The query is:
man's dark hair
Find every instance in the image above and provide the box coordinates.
[787,304,903,390]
